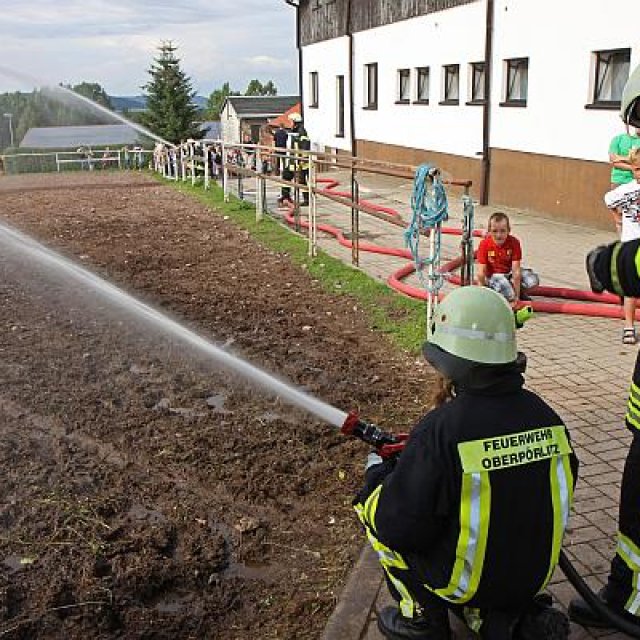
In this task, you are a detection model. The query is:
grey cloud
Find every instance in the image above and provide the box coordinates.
[0,0,292,40]
[1,0,298,95]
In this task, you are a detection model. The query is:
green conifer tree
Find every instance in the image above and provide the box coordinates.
[140,41,202,144]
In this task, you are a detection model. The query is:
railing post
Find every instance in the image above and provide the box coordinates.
[204,144,210,190]
[460,194,475,286]
[256,157,264,222]
[222,143,230,203]
[351,168,360,266]
[426,222,440,327]
[238,159,244,200]
[191,143,196,186]
[308,154,318,257]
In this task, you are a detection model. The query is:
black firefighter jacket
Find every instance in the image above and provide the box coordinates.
[355,369,579,610]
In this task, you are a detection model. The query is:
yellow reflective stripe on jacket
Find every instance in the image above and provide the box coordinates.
[540,453,574,589]
[627,381,640,430]
[354,496,417,618]
[616,533,640,614]
[357,484,382,535]
[458,426,571,473]
[629,573,640,616]
[431,471,491,603]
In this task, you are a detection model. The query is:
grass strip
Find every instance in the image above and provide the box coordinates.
[166,178,426,353]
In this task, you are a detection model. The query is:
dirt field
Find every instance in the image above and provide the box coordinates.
[0,172,430,639]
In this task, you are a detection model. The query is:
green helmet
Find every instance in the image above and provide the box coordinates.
[425,286,517,369]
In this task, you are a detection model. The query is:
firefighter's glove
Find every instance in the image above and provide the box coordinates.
[585,245,608,294]
[356,454,397,506]
[365,452,383,471]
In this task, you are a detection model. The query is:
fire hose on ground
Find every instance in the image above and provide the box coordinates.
[279,178,639,320]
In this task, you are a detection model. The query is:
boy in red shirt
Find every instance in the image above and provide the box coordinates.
[476,212,539,306]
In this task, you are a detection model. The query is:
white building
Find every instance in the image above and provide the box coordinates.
[287,0,638,228]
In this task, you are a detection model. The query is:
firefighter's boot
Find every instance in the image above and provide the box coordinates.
[514,594,569,640]
[377,606,451,640]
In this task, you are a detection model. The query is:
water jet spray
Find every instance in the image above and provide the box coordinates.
[0,65,174,148]
[0,221,345,428]
[49,85,174,148]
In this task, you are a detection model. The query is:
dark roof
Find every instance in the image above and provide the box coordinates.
[20,125,140,149]
[200,121,221,139]
[224,95,300,117]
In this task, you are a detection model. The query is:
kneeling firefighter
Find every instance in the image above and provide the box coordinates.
[354,286,579,639]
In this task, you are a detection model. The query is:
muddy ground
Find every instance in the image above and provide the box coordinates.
[0,172,431,639]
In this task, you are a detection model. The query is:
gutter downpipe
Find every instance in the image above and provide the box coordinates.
[285,0,304,121]
[347,0,356,160]
[347,0,360,265]
[481,0,494,205]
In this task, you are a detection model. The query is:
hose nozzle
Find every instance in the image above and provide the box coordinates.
[341,411,397,448]
[514,305,533,329]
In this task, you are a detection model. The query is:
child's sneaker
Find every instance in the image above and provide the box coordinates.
[623,327,637,345]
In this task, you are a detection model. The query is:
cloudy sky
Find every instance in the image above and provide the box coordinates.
[1,0,298,98]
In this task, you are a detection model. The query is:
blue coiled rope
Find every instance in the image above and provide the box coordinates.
[404,163,449,292]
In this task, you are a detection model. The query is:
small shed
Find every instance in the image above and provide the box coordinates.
[220,96,300,144]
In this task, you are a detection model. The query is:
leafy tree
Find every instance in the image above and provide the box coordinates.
[140,41,202,143]
[205,82,240,120]
[245,79,278,96]
[70,82,113,109]
[203,79,278,121]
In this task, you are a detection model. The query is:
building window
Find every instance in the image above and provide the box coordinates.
[364,63,378,109]
[415,66,430,104]
[468,62,486,104]
[440,64,459,105]
[397,69,410,104]
[591,49,630,108]
[336,75,345,137]
[309,72,319,108]
[502,57,528,106]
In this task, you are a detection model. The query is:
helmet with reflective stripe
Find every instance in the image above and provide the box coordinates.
[426,286,517,367]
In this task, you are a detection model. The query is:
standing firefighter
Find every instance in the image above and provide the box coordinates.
[569,62,640,630]
[278,112,311,207]
[355,286,578,639]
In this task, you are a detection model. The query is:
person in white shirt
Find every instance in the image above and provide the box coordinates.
[604,147,640,344]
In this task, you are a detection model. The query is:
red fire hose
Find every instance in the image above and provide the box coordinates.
[279,179,636,320]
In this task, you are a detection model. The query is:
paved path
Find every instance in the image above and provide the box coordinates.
[230,169,633,638]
